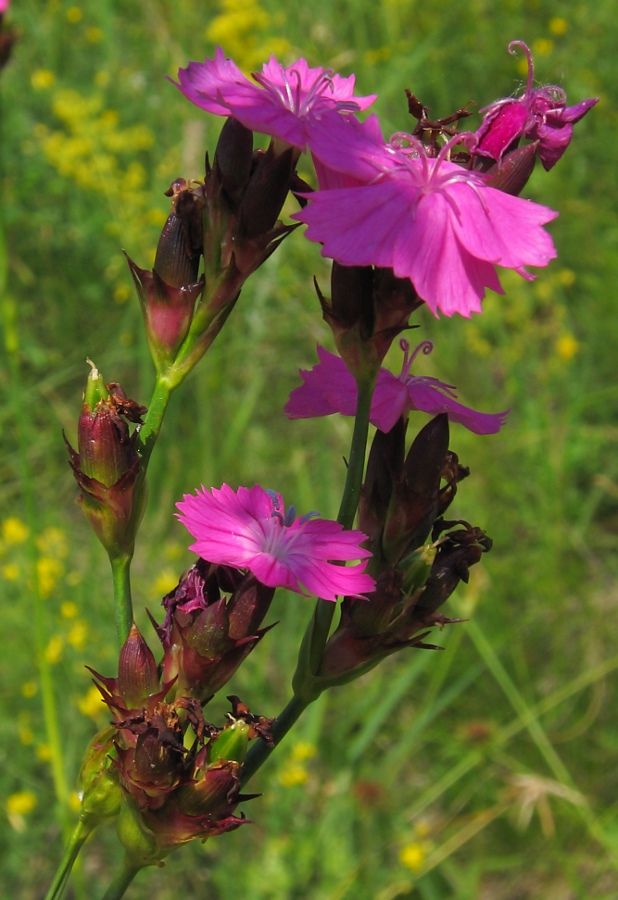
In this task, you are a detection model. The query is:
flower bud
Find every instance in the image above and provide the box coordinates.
[482,142,538,196]
[318,264,422,382]
[65,364,147,558]
[382,414,450,563]
[128,179,206,370]
[155,560,275,704]
[211,117,254,207]
[117,624,161,709]
[237,143,295,241]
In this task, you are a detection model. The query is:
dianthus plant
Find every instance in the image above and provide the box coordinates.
[45,41,595,899]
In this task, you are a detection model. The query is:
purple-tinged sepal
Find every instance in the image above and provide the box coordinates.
[154,559,275,705]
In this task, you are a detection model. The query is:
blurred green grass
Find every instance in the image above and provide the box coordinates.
[1,0,618,897]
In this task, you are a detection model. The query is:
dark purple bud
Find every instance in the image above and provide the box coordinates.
[237,143,295,240]
[483,142,539,196]
[212,117,254,207]
[382,414,450,562]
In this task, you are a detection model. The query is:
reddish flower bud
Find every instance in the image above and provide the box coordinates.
[154,560,275,704]
[314,419,489,686]
[315,264,423,384]
[128,257,204,369]
[482,142,539,196]
[110,696,268,866]
[65,364,147,558]
[128,179,206,370]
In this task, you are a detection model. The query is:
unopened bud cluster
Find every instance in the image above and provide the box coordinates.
[80,623,274,865]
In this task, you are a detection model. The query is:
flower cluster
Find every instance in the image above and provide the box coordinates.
[175,42,595,318]
[80,624,274,865]
[61,38,595,890]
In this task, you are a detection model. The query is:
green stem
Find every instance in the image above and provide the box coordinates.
[110,373,174,646]
[44,821,93,900]
[111,554,134,646]
[242,373,376,787]
[337,374,375,529]
[136,374,174,468]
[241,694,307,786]
[304,373,376,676]
[99,860,141,900]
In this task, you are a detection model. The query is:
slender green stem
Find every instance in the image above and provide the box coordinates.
[136,374,174,468]
[99,860,141,900]
[304,373,376,676]
[111,554,134,646]
[241,694,308,786]
[243,372,377,787]
[109,373,174,645]
[44,821,93,900]
[337,374,375,530]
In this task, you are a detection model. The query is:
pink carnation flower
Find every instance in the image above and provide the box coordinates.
[475,41,598,171]
[295,114,558,317]
[176,484,375,603]
[173,47,376,152]
[285,341,508,435]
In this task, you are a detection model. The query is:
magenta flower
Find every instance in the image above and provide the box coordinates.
[474,41,598,171]
[173,47,376,152]
[285,341,508,435]
[294,114,558,317]
[176,484,375,603]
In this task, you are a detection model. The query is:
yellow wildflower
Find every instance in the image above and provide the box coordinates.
[558,268,576,287]
[31,69,56,90]
[291,741,317,763]
[549,17,568,36]
[6,791,37,816]
[86,27,104,43]
[36,526,69,559]
[21,681,37,698]
[66,6,83,23]
[45,635,64,665]
[532,38,554,57]
[2,562,20,581]
[36,744,52,762]
[19,723,34,746]
[78,685,105,721]
[37,557,64,598]
[278,763,309,788]
[61,601,79,619]
[399,842,426,871]
[150,568,181,599]
[2,518,28,544]
[67,621,88,650]
[95,70,110,88]
[7,791,37,832]
[556,333,579,362]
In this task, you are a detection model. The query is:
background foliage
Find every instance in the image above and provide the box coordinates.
[1,0,617,897]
